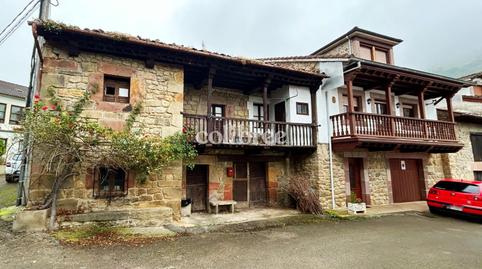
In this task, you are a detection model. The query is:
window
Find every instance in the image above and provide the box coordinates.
[470,134,482,161]
[402,104,417,118]
[0,103,6,123]
[211,104,225,117]
[103,76,130,103]
[475,172,482,181]
[374,100,387,115]
[94,167,127,198]
[296,102,309,115]
[359,43,390,64]
[253,103,269,121]
[9,105,23,125]
[342,95,362,112]
[433,181,480,194]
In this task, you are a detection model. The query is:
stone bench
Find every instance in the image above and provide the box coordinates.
[208,200,237,214]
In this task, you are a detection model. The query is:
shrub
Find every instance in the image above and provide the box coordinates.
[286,175,322,215]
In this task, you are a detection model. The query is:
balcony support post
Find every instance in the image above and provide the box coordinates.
[206,67,216,134]
[385,75,399,136]
[446,94,455,123]
[345,79,356,136]
[310,85,319,146]
[262,77,271,137]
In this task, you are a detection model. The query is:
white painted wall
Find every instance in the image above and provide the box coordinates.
[318,61,345,143]
[0,94,26,160]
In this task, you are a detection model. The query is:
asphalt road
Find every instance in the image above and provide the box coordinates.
[1,213,481,269]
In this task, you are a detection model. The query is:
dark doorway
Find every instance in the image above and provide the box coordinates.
[186,165,208,212]
[233,162,248,203]
[233,161,267,207]
[389,159,424,203]
[274,102,286,145]
[348,158,363,201]
[249,162,267,205]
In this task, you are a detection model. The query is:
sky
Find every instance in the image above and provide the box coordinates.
[1,0,482,86]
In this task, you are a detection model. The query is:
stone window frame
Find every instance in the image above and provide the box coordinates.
[103,75,130,104]
[92,166,129,199]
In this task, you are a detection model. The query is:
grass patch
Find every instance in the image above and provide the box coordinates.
[0,206,18,222]
[0,183,17,208]
[53,223,178,246]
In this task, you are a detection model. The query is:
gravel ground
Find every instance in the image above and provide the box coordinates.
[1,213,481,269]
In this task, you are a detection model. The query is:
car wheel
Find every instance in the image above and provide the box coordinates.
[429,206,440,215]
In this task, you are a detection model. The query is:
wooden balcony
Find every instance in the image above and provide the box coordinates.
[183,113,316,149]
[330,112,463,153]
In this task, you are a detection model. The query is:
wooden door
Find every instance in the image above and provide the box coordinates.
[249,162,267,205]
[233,162,248,203]
[348,158,363,201]
[186,165,208,212]
[389,159,424,203]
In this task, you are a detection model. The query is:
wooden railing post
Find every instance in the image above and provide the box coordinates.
[385,75,399,136]
[310,85,319,146]
[346,79,356,136]
[206,67,215,135]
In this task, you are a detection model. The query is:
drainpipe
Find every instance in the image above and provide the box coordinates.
[325,90,336,209]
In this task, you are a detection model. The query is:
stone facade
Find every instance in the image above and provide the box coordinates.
[268,61,320,74]
[443,122,482,179]
[183,86,249,118]
[28,44,184,220]
[316,40,351,58]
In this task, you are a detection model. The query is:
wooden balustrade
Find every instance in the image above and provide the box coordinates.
[183,113,315,147]
[330,112,457,141]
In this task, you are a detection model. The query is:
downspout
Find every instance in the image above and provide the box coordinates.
[325,90,335,209]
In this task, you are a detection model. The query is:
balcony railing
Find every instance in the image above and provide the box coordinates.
[183,113,315,147]
[330,112,457,142]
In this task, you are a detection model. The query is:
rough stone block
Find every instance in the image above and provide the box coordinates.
[13,209,49,232]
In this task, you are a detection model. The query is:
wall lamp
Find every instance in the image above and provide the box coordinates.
[366,98,371,105]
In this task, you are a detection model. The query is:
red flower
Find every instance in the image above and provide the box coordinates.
[34,100,39,104]
[51,105,57,110]
[34,94,40,99]
[182,127,187,133]
[41,106,48,111]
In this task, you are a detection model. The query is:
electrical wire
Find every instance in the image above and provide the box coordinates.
[0,0,41,47]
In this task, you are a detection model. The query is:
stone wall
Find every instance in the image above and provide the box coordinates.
[183,85,248,118]
[266,61,320,74]
[28,43,184,220]
[317,40,351,58]
[443,122,482,179]
[366,152,390,205]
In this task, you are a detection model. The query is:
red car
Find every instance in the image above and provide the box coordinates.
[427,179,482,217]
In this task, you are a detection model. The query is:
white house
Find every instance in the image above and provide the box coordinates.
[0,80,27,161]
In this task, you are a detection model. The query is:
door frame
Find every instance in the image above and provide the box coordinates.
[344,157,370,205]
[385,153,429,204]
[233,161,268,208]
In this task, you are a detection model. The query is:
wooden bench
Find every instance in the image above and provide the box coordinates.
[208,200,237,214]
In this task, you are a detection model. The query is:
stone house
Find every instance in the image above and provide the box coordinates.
[27,21,325,224]
[262,27,470,208]
[437,71,482,181]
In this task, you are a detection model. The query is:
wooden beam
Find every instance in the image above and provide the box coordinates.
[207,67,216,116]
[345,79,356,136]
[310,85,319,146]
[446,94,455,122]
[263,77,271,124]
[418,90,426,119]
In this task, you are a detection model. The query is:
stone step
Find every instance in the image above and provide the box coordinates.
[59,207,173,227]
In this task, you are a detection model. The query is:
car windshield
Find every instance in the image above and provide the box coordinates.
[434,181,480,194]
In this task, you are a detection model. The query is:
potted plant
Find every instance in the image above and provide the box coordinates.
[347,192,366,214]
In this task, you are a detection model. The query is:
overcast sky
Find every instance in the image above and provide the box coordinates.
[1,0,482,86]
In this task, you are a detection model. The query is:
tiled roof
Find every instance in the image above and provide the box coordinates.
[0,80,28,99]
[459,71,482,81]
[31,20,326,79]
[258,54,349,61]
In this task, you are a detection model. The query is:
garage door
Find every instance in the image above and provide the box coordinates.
[389,159,425,203]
